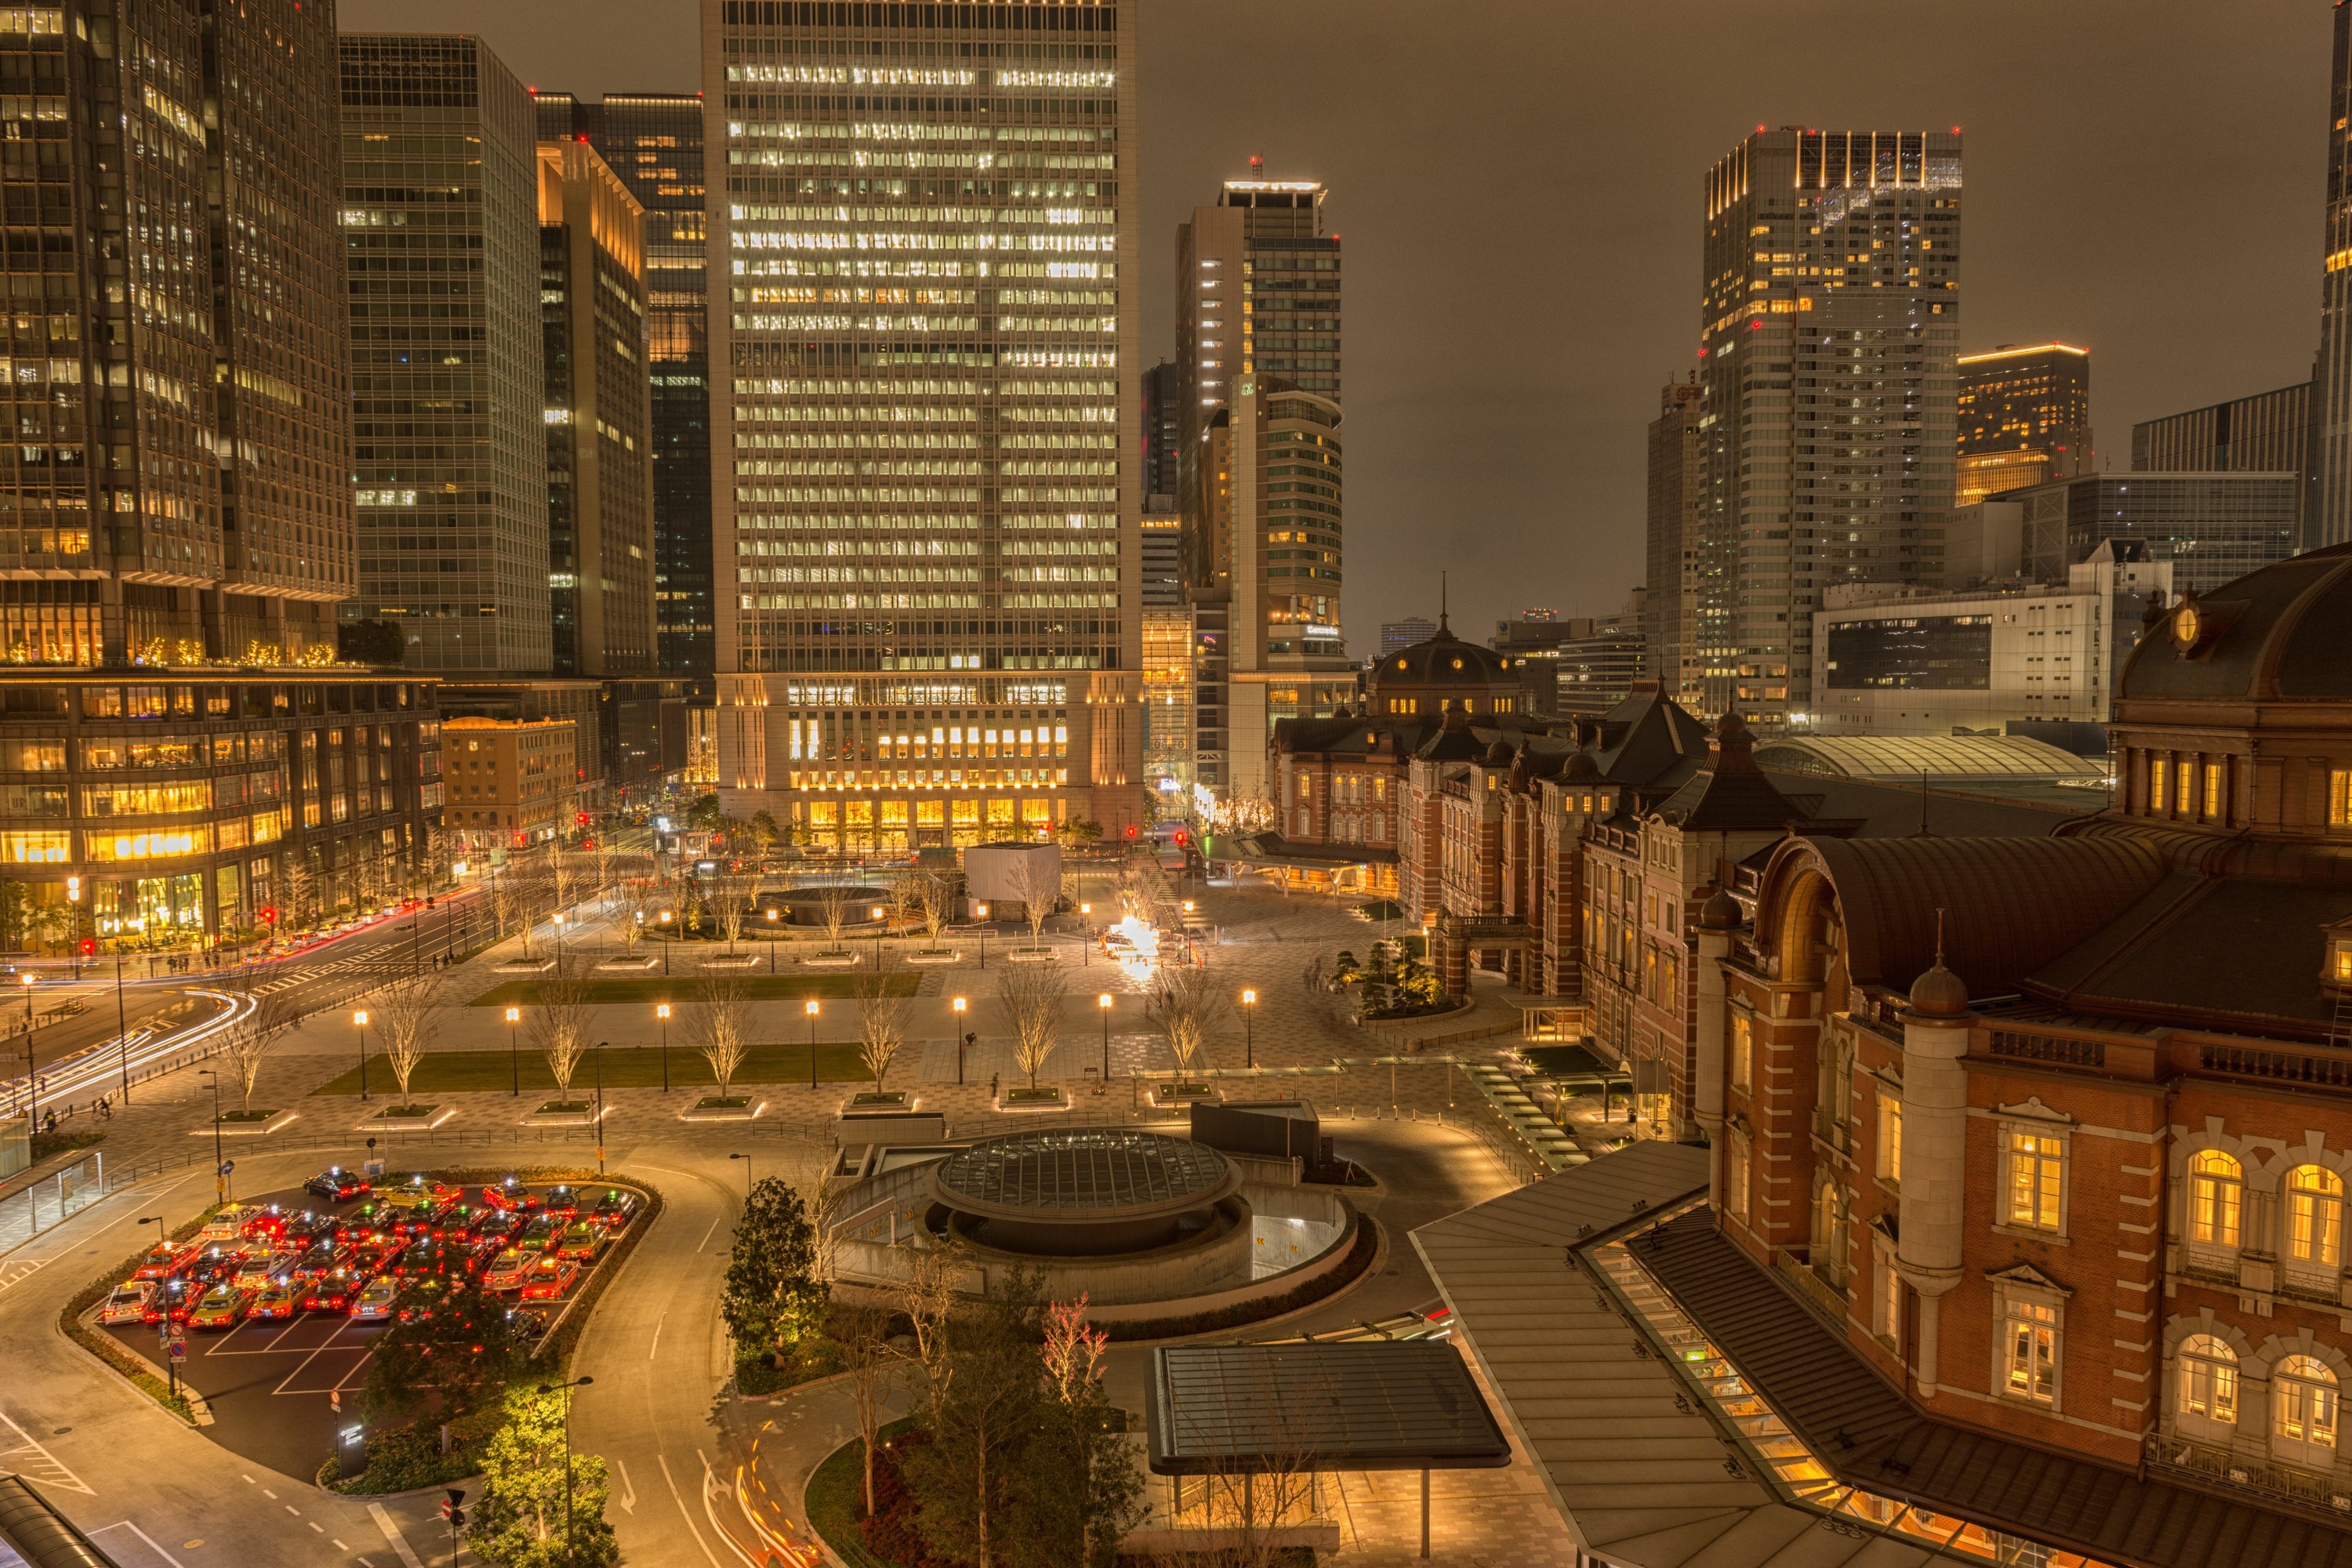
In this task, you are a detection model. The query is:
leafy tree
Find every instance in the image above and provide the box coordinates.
[360,1268,525,1424]
[749,809,781,851]
[720,1177,827,1367]
[685,793,722,831]
[469,1386,619,1568]
[899,1269,1045,1568]
[1007,1294,1144,1568]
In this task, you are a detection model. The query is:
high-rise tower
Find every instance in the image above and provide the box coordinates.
[536,92,716,688]
[1700,128,1962,728]
[1645,376,1718,715]
[1174,177,1348,800]
[341,35,549,673]
[704,0,1143,848]
[1953,342,2091,505]
[2317,0,2352,550]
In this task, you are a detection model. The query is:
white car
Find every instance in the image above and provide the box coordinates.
[98,1281,154,1325]
[350,1276,399,1323]
[232,1250,296,1290]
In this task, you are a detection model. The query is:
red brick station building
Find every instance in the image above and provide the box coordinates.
[1300,551,2352,1565]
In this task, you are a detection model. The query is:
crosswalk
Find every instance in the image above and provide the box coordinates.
[0,1406,90,1494]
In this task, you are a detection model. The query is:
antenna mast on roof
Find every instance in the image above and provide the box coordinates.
[1439,572,1449,633]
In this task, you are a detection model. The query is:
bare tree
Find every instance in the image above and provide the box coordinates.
[826,1298,899,1517]
[280,848,320,931]
[1145,960,1232,1082]
[709,867,755,953]
[526,957,595,1097]
[372,973,446,1109]
[774,1141,851,1284]
[993,959,1066,1090]
[489,865,524,943]
[548,848,579,922]
[1007,852,1062,949]
[685,972,753,1099]
[815,881,853,952]
[216,993,296,1114]
[887,872,924,937]
[917,870,956,949]
[616,878,652,956]
[853,965,913,1094]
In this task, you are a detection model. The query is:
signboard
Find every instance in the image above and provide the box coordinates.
[168,1341,187,1362]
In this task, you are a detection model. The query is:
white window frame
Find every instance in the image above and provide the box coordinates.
[1726,1127,1751,1222]
[1876,1091,1903,1187]
[2282,1164,2345,1294]
[2174,1333,2238,1440]
[1998,1118,2070,1240]
[1730,1011,1752,1094]
[2184,1149,2243,1262]
[1990,1273,2067,1413]
[2273,1354,2341,1472]
[1873,1244,1903,1345]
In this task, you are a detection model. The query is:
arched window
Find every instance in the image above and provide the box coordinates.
[2187,1150,2242,1250]
[1813,1177,1849,1287]
[2287,1165,2344,1276]
[2177,1334,2238,1425]
[2275,1355,2339,1459]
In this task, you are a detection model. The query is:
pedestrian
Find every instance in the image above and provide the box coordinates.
[989,1070,1000,1101]
[43,1109,55,1135]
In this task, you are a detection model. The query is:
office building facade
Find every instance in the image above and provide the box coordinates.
[1953,342,2092,506]
[2008,472,2299,593]
[537,140,659,681]
[341,34,549,673]
[537,91,717,689]
[1138,510,1191,804]
[1174,178,1348,803]
[1141,359,1180,503]
[2134,379,2317,545]
[1377,617,1435,656]
[1646,376,1719,717]
[2316,0,2352,550]
[1700,129,1962,731]
[704,0,1144,849]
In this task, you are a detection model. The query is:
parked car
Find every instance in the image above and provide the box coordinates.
[506,1305,551,1342]
[517,1256,579,1301]
[299,1268,362,1314]
[198,1203,262,1242]
[187,1283,255,1330]
[541,1185,583,1218]
[305,1168,370,1203]
[481,1179,543,1215]
[132,1243,199,1282]
[232,1250,297,1290]
[483,1249,531,1292]
[590,1190,640,1232]
[248,1280,300,1321]
[350,1275,400,1323]
[98,1281,154,1325]
[516,1214,564,1252]
[552,1222,606,1264]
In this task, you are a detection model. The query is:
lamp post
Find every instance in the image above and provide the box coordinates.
[537,1375,594,1565]
[805,999,820,1091]
[1242,989,1257,1070]
[140,1213,173,1398]
[114,950,129,1104]
[658,909,673,975]
[65,877,79,979]
[353,1009,371,1102]
[593,1041,606,1176]
[16,973,34,1129]
[197,1069,225,1202]
[728,1151,753,1196]
[765,907,779,973]
[655,1004,671,1092]
[504,1007,521,1096]
[551,910,566,962]
[1080,902,1091,966]
[870,904,885,971]
[952,996,968,1085]
[1097,993,1111,1091]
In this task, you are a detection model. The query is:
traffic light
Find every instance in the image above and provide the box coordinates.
[575,811,589,826]
[78,938,94,957]
[260,906,278,925]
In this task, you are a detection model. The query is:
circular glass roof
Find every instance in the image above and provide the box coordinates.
[933,1129,1232,1221]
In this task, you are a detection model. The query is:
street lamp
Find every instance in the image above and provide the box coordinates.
[505,1006,521,1096]
[655,1003,671,1092]
[658,909,673,975]
[1242,989,1257,1069]
[953,996,967,1085]
[537,1375,594,1563]
[197,1069,226,1203]
[139,1214,173,1398]
[16,973,34,1130]
[870,904,885,971]
[765,907,780,973]
[1080,902,1091,966]
[65,877,80,980]
[353,1009,371,1102]
[728,1151,753,1196]
[592,1041,606,1176]
[1097,993,1111,1091]
[805,999,820,1090]
[551,910,566,960]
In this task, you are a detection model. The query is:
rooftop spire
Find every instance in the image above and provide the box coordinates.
[1439,571,1450,634]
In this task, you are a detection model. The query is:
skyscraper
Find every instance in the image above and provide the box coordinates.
[1174,177,1349,800]
[704,0,1143,848]
[1644,376,1718,715]
[0,0,352,666]
[1953,341,2092,505]
[535,92,716,688]
[341,35,549,673]
[537,140,659,679]
[1700,128,1962,729]
[1141,359,1181,504]
[2315,0,2352,550]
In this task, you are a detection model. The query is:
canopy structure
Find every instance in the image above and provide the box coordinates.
[1752,732,2103,784]
[0,1475,117,1568]
[1146,1341,1511,1476]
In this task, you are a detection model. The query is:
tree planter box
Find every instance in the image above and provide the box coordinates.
[844,1090,909,1110]
[699,953,760,970]
[193,1109,299,1137]
[679,1096,766,1122]
[595,956,659,972]
[361,1104,455,1131]
[904,947,960,966]
[1004,945,1059,963]
[523,1100,608,1127]
[799,951,860,967]
[495,957,554,974]
[995,1086,1068,1111]
[1149,1082,1219,1107]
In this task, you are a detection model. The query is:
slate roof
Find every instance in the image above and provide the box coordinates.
[1145,1342,1512,1475]
[2120,542,2352,703]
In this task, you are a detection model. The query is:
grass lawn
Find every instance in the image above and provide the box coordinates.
[309,1040,877,1095]
[804,1415,920,1568]
[466,972,918,1007]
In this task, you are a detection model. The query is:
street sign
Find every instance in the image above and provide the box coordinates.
[218,1160,234,1177]
[168,1341,186,1362]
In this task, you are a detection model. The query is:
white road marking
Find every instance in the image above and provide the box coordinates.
[613,1455,637,1515]
[90,1520,187,1566]
[694,1214,723,1252]
[367,1502,426,1568]
[310,1521,324,1532]
[332,1541,347,1552]
[0,1258,47,1292]
[648,1312,664,1361]
[0,1407,91,1494]
[656,1453,725,1568]
[260,1487,278,1499]
[699,1450,761,1567]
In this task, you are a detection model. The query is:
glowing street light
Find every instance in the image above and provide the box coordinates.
[353,1009,371,1102]
[655,1003,672,1092]
[1241,989,1258,1069]
[953,996,968,1085]
[805,999,821,1090]
[1097,993,1112,1089]
[504,1005,521,1095]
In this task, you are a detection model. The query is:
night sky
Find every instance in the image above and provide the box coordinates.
[344,0,2330,652]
